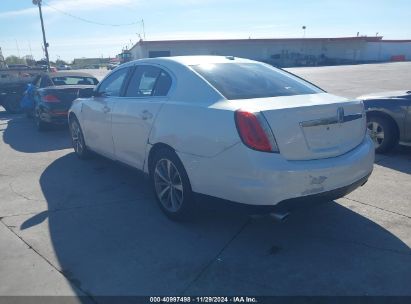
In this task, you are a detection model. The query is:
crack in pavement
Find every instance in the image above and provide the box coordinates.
[0,197,141,220]
[0,218,98,303]
[344,197,411,220]
[181,218,251,295]
[8,182,44,202]
[301,232,411,257]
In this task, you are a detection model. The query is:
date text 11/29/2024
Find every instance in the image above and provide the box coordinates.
[149,297,258,303]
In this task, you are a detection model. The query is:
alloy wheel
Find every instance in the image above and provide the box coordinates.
[367,121,384,149]
[70,120,84,154]
[35,110,43,129]
[154,158,184,213]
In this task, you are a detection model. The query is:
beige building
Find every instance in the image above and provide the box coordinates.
[129,36,411,67]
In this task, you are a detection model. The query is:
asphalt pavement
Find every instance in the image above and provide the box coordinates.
[0,62,410,299]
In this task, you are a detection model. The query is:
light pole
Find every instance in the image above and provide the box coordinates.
[33,0,50,70]
[302,26,307,38]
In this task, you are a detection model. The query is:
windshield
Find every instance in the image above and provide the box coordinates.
[191,63,323,100]
[51,76,98,86]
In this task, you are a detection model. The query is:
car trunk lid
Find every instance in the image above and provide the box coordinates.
[42,85,94,112]
[229,93,366,160]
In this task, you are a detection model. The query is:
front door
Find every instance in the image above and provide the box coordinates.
[111,65,173,169]
[82,67,130,158]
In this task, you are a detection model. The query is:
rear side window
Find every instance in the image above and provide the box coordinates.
[153,71,172,96]
[191,63,322,100]
[125,65,172,97]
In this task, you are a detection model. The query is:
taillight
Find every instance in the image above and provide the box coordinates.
[42,95,60,103]
[235,110,279,153]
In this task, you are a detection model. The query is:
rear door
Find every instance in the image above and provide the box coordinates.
[81,67,130,158]
[111,64,173,169]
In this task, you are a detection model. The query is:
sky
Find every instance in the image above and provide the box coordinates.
[0,0,410,62]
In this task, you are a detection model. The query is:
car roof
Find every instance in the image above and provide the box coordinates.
[46,71,96,78]
[122,55,257,69]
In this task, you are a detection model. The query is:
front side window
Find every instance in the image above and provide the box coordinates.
[125,65,172,97]
[98,68,129,97]
[191,63,323,100]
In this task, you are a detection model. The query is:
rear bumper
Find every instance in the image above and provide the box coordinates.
[179,136,375,206]
[195,173,370,213]
[273,172,370,211]
[39,108,68,124]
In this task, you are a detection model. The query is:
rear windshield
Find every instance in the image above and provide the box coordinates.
[51,76,98,86]
[191,63,322,100]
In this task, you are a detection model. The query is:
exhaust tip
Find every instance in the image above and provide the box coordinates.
[269,211,290,222]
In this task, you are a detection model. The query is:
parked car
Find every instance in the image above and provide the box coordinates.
[359,90,411,153]
[69,56,374,220]
[57,64,72,71]
[107,62,120,70]
[7,64,32,69]
[33,71,98,131]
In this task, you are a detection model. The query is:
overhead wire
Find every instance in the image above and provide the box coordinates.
[42,0,141,27]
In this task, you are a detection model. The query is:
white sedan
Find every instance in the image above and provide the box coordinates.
[69,56,374,220]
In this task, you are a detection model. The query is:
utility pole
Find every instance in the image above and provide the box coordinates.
[33,0,50,70]
[141,19,146,40]
[15,40,21,57]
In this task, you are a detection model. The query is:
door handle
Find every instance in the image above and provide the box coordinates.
[141,110,153,120]
[103,106,111,113]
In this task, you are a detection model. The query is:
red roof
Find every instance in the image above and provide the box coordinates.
[378,39,411,43]
[134,36,384,47]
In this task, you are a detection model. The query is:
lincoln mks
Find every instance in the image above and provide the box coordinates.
[68,56,374,220]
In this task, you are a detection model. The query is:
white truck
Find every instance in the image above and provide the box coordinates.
[0,66,46,113]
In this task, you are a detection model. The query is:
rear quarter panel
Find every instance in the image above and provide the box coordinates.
[149,101,240,157]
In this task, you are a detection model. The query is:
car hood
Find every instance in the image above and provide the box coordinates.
[358,90,411,100]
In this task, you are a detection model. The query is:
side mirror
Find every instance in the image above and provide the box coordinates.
[94,90,109,98]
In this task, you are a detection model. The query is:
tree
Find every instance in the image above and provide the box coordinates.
[55,59,68,66]
[23,55,36,66]
[5,55,26,65]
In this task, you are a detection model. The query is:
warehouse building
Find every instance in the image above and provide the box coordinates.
[129,36,411,67]
[72,57,111,69]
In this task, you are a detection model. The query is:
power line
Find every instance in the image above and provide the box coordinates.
[42,0,141,27]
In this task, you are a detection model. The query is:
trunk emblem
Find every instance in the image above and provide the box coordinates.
[299,107,362,128]
[337,107,344,124]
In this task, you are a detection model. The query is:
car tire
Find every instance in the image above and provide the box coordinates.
[69,117,91,159]
[25,109,34,118]
[367,115,397,153]
[150,148,195,221]
[35,110,50,132]
[3,94,23,114]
